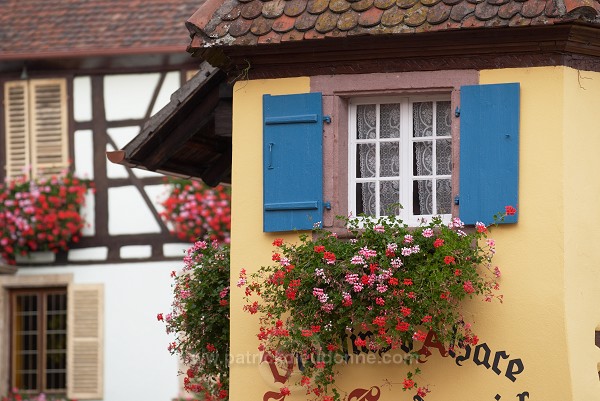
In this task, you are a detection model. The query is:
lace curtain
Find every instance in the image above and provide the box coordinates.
[356,101,452,217]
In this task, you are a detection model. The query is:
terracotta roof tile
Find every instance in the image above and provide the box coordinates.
[359,6,385,25]
[475,2,500,19]
[450,1,476,20]
[330,0,353,13]
[382,6,407,24]
[375,0,398,9]
[308,0,331,14]
[544,0,562,16]
[229,17,254,36]
[296,11,320,29]
[251,15,275,34]
[241,1,264,19]
[498,1,522,18]
[315,10,340,31]
[263,0,286,18]
[258,30,283,43]
[427,3,452,22]
[352,0,376,11]
[521,0,546,16]
[273,14,298,31]
[397,0,419,9]
[0,0,201,57]
[338,10,361,29]
[187,0,600,52]
[404,3,430,24]
[442,0,463,6]
[285,0,308,16]
[222,6,243,20]
[305,28,328,37]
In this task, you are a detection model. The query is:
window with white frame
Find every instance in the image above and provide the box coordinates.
[348,96,452,224]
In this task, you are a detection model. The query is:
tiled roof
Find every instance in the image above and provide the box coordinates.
[186,0,600,48]
[0,0,202,58]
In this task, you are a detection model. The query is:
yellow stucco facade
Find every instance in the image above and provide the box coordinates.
[229,67,600,401]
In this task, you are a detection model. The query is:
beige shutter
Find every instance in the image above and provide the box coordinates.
[29,79,69,177]
[67,284,104,400]
[4,81,31,178]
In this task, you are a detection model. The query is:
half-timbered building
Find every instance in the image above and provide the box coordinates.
[0,1,204,400]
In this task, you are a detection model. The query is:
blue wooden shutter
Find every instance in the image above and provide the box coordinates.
[459,83,519,225]
[263,93,323,232]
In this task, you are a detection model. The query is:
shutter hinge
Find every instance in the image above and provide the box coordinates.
[323,115,332,124]
[454,107,460,117]
[454,195,460,205]
[324,201,332,210]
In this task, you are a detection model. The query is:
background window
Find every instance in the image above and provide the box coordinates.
[349,97,452,223]
[10,288,68,394]
[3,79,69,179]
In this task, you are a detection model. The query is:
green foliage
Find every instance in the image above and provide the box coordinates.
[241,215,506,400]
[160,240,230,401]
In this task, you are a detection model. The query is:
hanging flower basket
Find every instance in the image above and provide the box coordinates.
[160,179,231,244]
[160,240,230,401]
[0,171,93,265]
[240,211,511,400]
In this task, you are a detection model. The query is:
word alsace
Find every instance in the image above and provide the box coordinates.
[261,329,528,401]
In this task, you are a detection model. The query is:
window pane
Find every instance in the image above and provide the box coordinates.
[413,102,433,137]
[356,182,376,216]
[413,141,432,176]
[436,101,451,137]
[380,181,400,216]
[436,139,452,175]
[380,142,399,177]
[380,103,400,138]
[413,179,432,215]
[436,179,452,214]
[356,104,376,139]
[357,144,376,178]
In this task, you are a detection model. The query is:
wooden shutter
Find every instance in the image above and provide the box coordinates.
[67,284,104,400]
[29,79,69,177]
[459,83,520,225]
[4,81,31,178]
[263,93,324,232]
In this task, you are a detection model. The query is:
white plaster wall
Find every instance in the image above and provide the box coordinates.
[108,186,162,235]
[104,74,160,121]
[73,76,92,122]
[16,261,179,401]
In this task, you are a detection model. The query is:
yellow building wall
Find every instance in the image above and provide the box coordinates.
[230,67,599,401]
[562,68,600,400]
[229,77,311,401]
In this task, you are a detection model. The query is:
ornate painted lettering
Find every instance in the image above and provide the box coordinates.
[473,343,492,369]
[348,386,381,401]
[492,351,510,375]
[505,359,525,382]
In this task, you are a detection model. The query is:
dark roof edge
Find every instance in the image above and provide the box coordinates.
[0,45,190,61]
[121,61,219,154]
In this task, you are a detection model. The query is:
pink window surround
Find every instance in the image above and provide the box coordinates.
[310,70,479,231]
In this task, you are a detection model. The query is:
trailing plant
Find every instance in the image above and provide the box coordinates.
[0,171,93,265]
[240,210,513,400]
[160,179,231,244]
[160,240,230,401]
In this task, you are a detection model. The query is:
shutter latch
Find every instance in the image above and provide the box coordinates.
[324,202,332,210]
[323,115,332,124]
[454,107,460,117]
[454,195,460,205]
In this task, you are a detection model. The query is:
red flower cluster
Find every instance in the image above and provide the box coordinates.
[0,171,93,264]
[160,179,231,244]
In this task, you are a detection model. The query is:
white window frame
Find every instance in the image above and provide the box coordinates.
[348,95,452,226]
